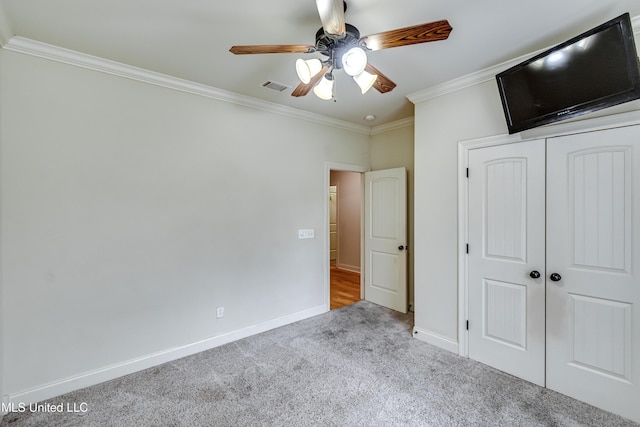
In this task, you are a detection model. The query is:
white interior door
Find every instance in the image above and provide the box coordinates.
[364,167,407,313]
[546,126,640,423]
[468,140,546,386]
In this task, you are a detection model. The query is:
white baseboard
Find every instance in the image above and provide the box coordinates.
[5,304,327,407]
[412,327,459,354]
[335,263,360,273]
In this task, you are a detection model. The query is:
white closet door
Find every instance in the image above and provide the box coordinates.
[468,139,546,386]
[546,125,640,423]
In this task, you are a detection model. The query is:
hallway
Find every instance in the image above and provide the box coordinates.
[330,263,361,309]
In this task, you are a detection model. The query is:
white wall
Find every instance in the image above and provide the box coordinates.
[0,41,4,410]
[370,123,414,308]
[0,48,370,400]
[413,82,505,344]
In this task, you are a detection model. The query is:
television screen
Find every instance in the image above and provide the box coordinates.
[496,13,640,134]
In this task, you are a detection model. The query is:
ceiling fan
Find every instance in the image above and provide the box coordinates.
[229,0,452,100]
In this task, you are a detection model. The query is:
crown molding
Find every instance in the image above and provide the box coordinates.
[4,14,638,132]
[370,117,414,135]
[409,14,640,104]
[407,45,551,104]
[2,36,371,135]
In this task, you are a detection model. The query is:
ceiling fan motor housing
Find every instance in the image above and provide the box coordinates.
[315,23,362,70]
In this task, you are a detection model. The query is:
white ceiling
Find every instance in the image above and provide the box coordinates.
[1,0,639,127]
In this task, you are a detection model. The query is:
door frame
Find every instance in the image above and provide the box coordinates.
[457,109,640,358]
[324,162,368,311]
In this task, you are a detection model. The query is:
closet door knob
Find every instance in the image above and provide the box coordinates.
[550,273,562,282]
[398,245,405,251]
[529,270,541,279]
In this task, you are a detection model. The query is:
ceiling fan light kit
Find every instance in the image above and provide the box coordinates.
[353,70,378,94]
[229,1,452,102]
[342,47,367,76]
[313,73,335,100]
[296,58,323,84]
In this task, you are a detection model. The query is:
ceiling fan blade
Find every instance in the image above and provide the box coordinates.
[229,45,316,55]
[365,63,397,93]
[291,65,329,97]
[362,20,452,51]
[316,0,346,37]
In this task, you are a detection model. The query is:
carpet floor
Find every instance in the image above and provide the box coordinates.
[1,301,637,426]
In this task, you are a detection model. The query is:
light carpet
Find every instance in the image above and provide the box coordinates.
[2,301,637,426]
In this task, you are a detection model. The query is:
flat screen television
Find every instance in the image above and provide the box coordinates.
[496,13,640,134]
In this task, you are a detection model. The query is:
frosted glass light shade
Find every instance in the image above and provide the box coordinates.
[353,70,378,94]
[342,47,367,76]
[313,74,334,100]
[295,58,323,84]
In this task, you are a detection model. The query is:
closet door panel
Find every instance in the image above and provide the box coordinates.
[546,125,640,423]
[468,139,546,386]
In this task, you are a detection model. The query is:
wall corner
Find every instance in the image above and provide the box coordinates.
[0,1,13,47]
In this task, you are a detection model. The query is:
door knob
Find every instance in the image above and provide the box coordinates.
[529,270,541,279]
[398,245,405,251]
[550,273,562,282]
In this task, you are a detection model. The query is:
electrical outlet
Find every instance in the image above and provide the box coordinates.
[216,306,224,319]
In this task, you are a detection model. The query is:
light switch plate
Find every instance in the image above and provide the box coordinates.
[298,229,315,239]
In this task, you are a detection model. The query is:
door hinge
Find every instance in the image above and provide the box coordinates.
[466,244,469,254]
[466,320,469,330]
[466,168,469,178]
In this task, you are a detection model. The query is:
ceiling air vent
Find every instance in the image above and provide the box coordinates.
[261,81,289,93]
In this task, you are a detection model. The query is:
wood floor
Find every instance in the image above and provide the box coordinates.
[330,263,361,310]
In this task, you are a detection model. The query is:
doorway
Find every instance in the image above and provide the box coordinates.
[329,170,362,309]
[324,163,409,314]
